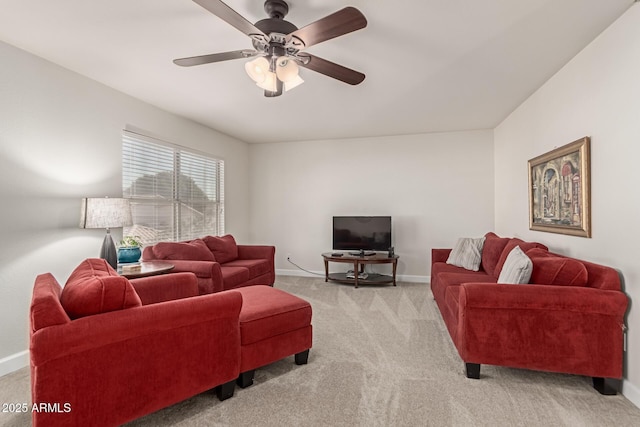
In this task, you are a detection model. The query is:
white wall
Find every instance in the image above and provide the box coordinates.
[249,130,495,280]
[0,41,250,374]
[494,4,640,404]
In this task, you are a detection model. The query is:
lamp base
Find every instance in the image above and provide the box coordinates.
[100,231,118,270]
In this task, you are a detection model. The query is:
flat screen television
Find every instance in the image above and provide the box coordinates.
[332,216,392,254]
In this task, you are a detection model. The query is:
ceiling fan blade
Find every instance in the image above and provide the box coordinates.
[193,0,266,38]
[173,50,256,67]
[287,7,367,49]
[299,54,365,85]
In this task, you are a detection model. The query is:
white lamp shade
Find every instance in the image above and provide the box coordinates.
[245,57,270,83]
[79,197,133,229]
[256,71,278,92]
[284,74,304,92]
[276,57,300,82]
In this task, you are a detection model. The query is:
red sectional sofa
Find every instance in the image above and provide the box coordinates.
[431,232,629,395]
[30,258,242,427]
[142,234,275,294]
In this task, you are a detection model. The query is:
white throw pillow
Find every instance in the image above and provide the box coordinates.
[446,237,486,271]
[497,246,533,284]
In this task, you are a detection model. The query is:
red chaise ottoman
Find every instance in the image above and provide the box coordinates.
[233,285,313,387]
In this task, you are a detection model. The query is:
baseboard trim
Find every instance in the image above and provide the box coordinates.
[0,350,29,377]
[623,378,640,409]
[276,268,323,277]
[276,269,429,284]
[399,274,430,283]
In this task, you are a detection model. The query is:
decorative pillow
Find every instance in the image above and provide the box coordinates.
[497,246,533,284]
[481,232,510,277]
[152,239,215,261]
[60,258,141,319]
[527,252,588,286]
[203,234,239,264]
[494,239,548,277]
[446,237,486,271]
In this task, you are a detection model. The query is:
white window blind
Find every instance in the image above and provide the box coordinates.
[122,130,224,245]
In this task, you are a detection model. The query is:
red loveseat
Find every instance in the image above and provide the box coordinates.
[30,258,242,427]
[431,232,628,395]
[142,234,275,294]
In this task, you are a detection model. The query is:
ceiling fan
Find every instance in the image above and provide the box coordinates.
[173,0,367,97]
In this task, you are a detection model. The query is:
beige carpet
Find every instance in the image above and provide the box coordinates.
[2,275,640,426]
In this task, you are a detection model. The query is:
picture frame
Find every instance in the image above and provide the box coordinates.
[528,137,591,237]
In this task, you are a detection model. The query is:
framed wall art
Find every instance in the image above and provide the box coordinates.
[528,137,591,237]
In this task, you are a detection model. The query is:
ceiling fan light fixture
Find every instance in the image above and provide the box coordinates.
[177,1,367,96]
[245,56,270,83]
[275,57,299,82]
[256,71,278,92]
[284,74,304,92]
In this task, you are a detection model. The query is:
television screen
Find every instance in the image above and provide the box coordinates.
[332,216,392,252]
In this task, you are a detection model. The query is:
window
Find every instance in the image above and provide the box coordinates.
[122,130,224,245]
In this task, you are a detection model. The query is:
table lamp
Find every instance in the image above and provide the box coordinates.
[79,197,133,269]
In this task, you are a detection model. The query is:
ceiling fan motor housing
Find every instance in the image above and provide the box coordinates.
[253,9,298,54]
[264,0,288,19]
[254,18,297,36]
[256,0,297,40]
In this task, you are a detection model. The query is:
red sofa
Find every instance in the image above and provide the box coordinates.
[30,259,242,427]
[142,234,275,294]
[431,232,628,395]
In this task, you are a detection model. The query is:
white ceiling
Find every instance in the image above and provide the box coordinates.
[0,0,634,143]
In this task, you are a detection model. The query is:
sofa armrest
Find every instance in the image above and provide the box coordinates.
[144,259,223,294]
[237,245,276,260]
[432,248,452,264]
[130,272,199,305]
[31,290,243,365]
[30,291,243,426]
[457,283,628,378]
[460,283,627,315]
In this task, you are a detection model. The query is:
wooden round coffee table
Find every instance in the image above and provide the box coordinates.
[118,261,174,279]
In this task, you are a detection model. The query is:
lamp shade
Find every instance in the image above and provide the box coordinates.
[284,74,304,92]
[256,71,278,92]
[245,57,270,83]
[79,197,132,229]
[275,57,299,83]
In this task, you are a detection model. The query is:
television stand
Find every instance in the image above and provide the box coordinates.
[322,252,399,288]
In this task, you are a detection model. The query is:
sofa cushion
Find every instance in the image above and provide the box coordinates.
[203,234,238,264]
[494,239,547,277]
[220,266,250,289]
[444,285,461,331]
[432,270,494,304]
[235,285,312,346]
[152,239,215,261]
[60,258,141,319]
[526,249,589,286]
[223,259,271,279]
[446,237,486,271]
[481,232,510,277]
[438,271,494,287]
[497,246,533,284]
